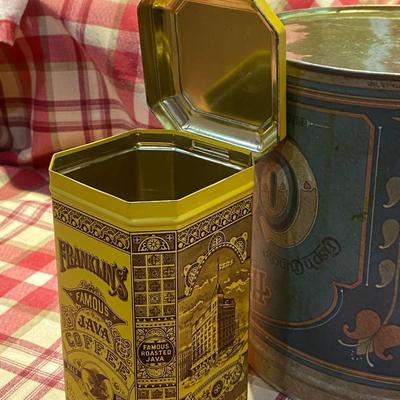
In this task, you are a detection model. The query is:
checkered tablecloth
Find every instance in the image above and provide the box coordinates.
[1,0,399,399]
[0,165,63,399]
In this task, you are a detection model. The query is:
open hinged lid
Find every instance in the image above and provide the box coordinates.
[138,0,286,159]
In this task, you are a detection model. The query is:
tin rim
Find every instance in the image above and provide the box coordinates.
[280,6,400,79]
[49,129,254,229]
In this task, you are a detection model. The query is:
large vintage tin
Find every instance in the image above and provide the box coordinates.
[249,7,400,400]
[49,1,286,399]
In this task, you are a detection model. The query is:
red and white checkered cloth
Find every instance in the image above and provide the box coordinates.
[0,0,159,168]
[0,0,399,399]
[0,165,62,399]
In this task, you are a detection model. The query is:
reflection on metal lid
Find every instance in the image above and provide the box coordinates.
[282,6,400,76]
[138,0,286,159]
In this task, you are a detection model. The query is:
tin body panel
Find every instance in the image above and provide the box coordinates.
[53,211,135,400]
[50,130,253,400]
[250,7,400,400]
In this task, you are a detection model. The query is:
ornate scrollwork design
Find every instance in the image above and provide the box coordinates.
[339,176,400,368]
[183,231,248,296]
[137,236,170,252]
[112,330,132,362]
[177,197,252,250]
[52,201,131,252]
[189,360,245,400]
[61,305,75,330]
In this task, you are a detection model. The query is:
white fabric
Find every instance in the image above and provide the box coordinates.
[0,0,29,23]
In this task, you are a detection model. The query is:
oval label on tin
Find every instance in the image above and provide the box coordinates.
[137,337,175,368]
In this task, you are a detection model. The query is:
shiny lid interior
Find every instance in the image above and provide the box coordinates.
[282,6,400,75]
[139,0,286,158]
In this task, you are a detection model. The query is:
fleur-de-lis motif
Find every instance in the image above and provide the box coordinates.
[340,175,400,367]
[340,309,400,367]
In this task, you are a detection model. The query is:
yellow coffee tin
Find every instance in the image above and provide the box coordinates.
[49,1,285,400]
[50,130,254,400]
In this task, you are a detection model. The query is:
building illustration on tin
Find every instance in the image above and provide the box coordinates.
[178,229,250,399]
[179,346,193,380]
[190,259,237,374]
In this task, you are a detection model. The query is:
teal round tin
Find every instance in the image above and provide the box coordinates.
[250,7,400,400]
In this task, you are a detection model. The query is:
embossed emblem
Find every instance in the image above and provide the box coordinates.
[257,139,318,248]
[81,362,113,400]
[137,328,176,377]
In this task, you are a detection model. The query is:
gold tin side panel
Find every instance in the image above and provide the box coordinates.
[131,231,179,400]
[129,196,253,400]
[176,196,252,400]
[53,200,135,400]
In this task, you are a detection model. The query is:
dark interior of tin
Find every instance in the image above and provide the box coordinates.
[53,134,244,202]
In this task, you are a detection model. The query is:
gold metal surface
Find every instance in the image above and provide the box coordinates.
[49,129,254,400]
[282,6,400,76]
[53,131,249,202]
[138,0,286,158]
[50,129,254,230]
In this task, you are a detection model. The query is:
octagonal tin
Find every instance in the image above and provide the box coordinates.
[50,130,254,400]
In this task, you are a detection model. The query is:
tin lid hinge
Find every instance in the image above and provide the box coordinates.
[191,140,230,163]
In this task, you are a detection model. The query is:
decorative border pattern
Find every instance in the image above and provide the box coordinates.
[132,232,178,400]
[52,201,131,252]
[183,231,248,296]
[187,359,246,400]
[177,196,252,251]
[53,196,252,254]
[252,93,400,389]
